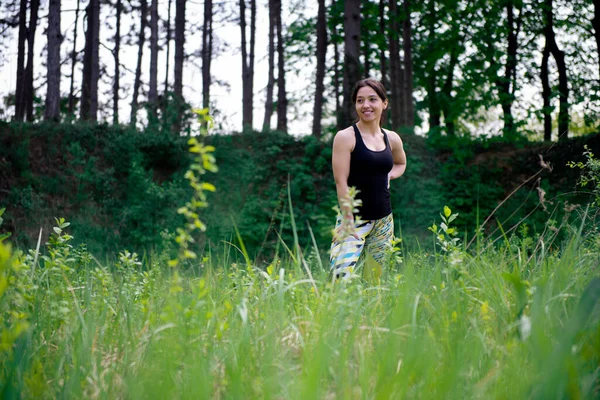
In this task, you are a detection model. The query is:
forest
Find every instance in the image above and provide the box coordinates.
[1,0,600,398]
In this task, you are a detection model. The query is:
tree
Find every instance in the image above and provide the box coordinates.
[112,0,122,124]
[15,0,39,121]
[201,0,213,113]
[68,0,81,116]
[262,0,275,131]
[311,0,327,138]
[80,0,100,121]
[173,0,186,130]
[275,0,286,132]
[45,0,61,121]
[594,0,600,79]
[341,0,361,127]
[239,0,256,130]
[540,0,569,141]
[388,0,404,130]
[164,0,172,94]
[402,0,414,129]
[148,0,159,118]
[130,0,148,125]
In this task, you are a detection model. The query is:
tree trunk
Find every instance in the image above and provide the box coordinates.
[541,47,551,141]
[130,0,148,125]
[593,0,600,80]
[80,0,99,121]
[332,19,342,129]
[45,0,61,121]
[542,0,569,140]
[342,0,361,127]
[312,0,327,138]
[426,0,440,132]
[173,0,186,131]
[24,0,40,121]
[14,0,27,120]
[164,0,172,94]
[68,0,81,116]
[201,0,213,111]
[275,0,287,132]
[440,45,458,136]
[148,0,159,119]
[240,0,256,130]
[379,0,388,92]
[500,0,519,138]
[388,0,402,130]
[113,0,122,124]
[262,0,275,131]
[402,0,414,129]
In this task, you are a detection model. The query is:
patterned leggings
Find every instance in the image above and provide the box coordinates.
[329,213,394,278]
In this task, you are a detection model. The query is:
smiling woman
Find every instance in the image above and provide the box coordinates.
[329,78,407,279]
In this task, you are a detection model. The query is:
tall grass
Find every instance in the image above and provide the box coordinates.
[1,205,599,399]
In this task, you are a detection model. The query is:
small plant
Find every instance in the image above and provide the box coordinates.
[170,108,218,267]
[0,208,11,242]
[568,144,600,206]
[428,205,460,254]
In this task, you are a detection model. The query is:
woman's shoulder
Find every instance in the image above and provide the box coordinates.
[333,126,356,151]
[333,126,356,143]
[382,128,403,149]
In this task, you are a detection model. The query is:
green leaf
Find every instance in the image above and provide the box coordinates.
[443,206,452,218]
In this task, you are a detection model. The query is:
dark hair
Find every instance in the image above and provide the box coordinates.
[351,78,388,125]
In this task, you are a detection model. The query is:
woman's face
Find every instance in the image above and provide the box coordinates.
[355,86,387,124]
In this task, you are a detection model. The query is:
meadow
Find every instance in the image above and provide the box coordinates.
[1,122,599,399]
[1,205,599,399]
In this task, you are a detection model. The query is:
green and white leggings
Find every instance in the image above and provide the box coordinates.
[329,213,394,278]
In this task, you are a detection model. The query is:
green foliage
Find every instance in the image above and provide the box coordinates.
[568,145,600,206]
[0,206,598,397]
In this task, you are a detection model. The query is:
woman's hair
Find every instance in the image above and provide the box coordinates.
[351,78,388,126]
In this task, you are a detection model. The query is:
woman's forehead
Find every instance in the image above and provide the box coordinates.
[356,86,379,98]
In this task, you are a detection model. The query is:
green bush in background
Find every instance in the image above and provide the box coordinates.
[1,120,598,260]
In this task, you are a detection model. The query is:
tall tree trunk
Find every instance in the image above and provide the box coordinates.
[332,19,342,129]
[173,0,186,131]
[402,0,414,129]
[500,0,520,138]
[379,0,388,92]
[312,0,327,138]
[240,0,256,130]
[275,0,286,132]
[164,0,172,94]
[362,2,371,78]
[440,45,458,136]
[426,0,440,132]
[148,0,159,119]
[45,0,61,121]
[113,0,122,124]
[130,0,148,125]
[388,0,403,130]
[593,0,600,80]
[68,0,81,116]
[24,0,40,121]
[201,0,213,111]
[262,0,275,131]
[541,0,569,140]
[14,0,27,120]
[342,0,361,127]
[541,47,551,141]
[80,0,99,121]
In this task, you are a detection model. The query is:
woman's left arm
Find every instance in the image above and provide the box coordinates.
[388,132,407,182]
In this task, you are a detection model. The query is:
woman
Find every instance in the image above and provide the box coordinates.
[330,78,407,279]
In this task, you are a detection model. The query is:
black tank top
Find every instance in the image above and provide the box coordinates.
[348,124,394,220]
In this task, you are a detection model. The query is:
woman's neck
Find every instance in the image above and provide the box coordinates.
[356,120,380,136]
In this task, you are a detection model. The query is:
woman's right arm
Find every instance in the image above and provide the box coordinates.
[332,130,354,220]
